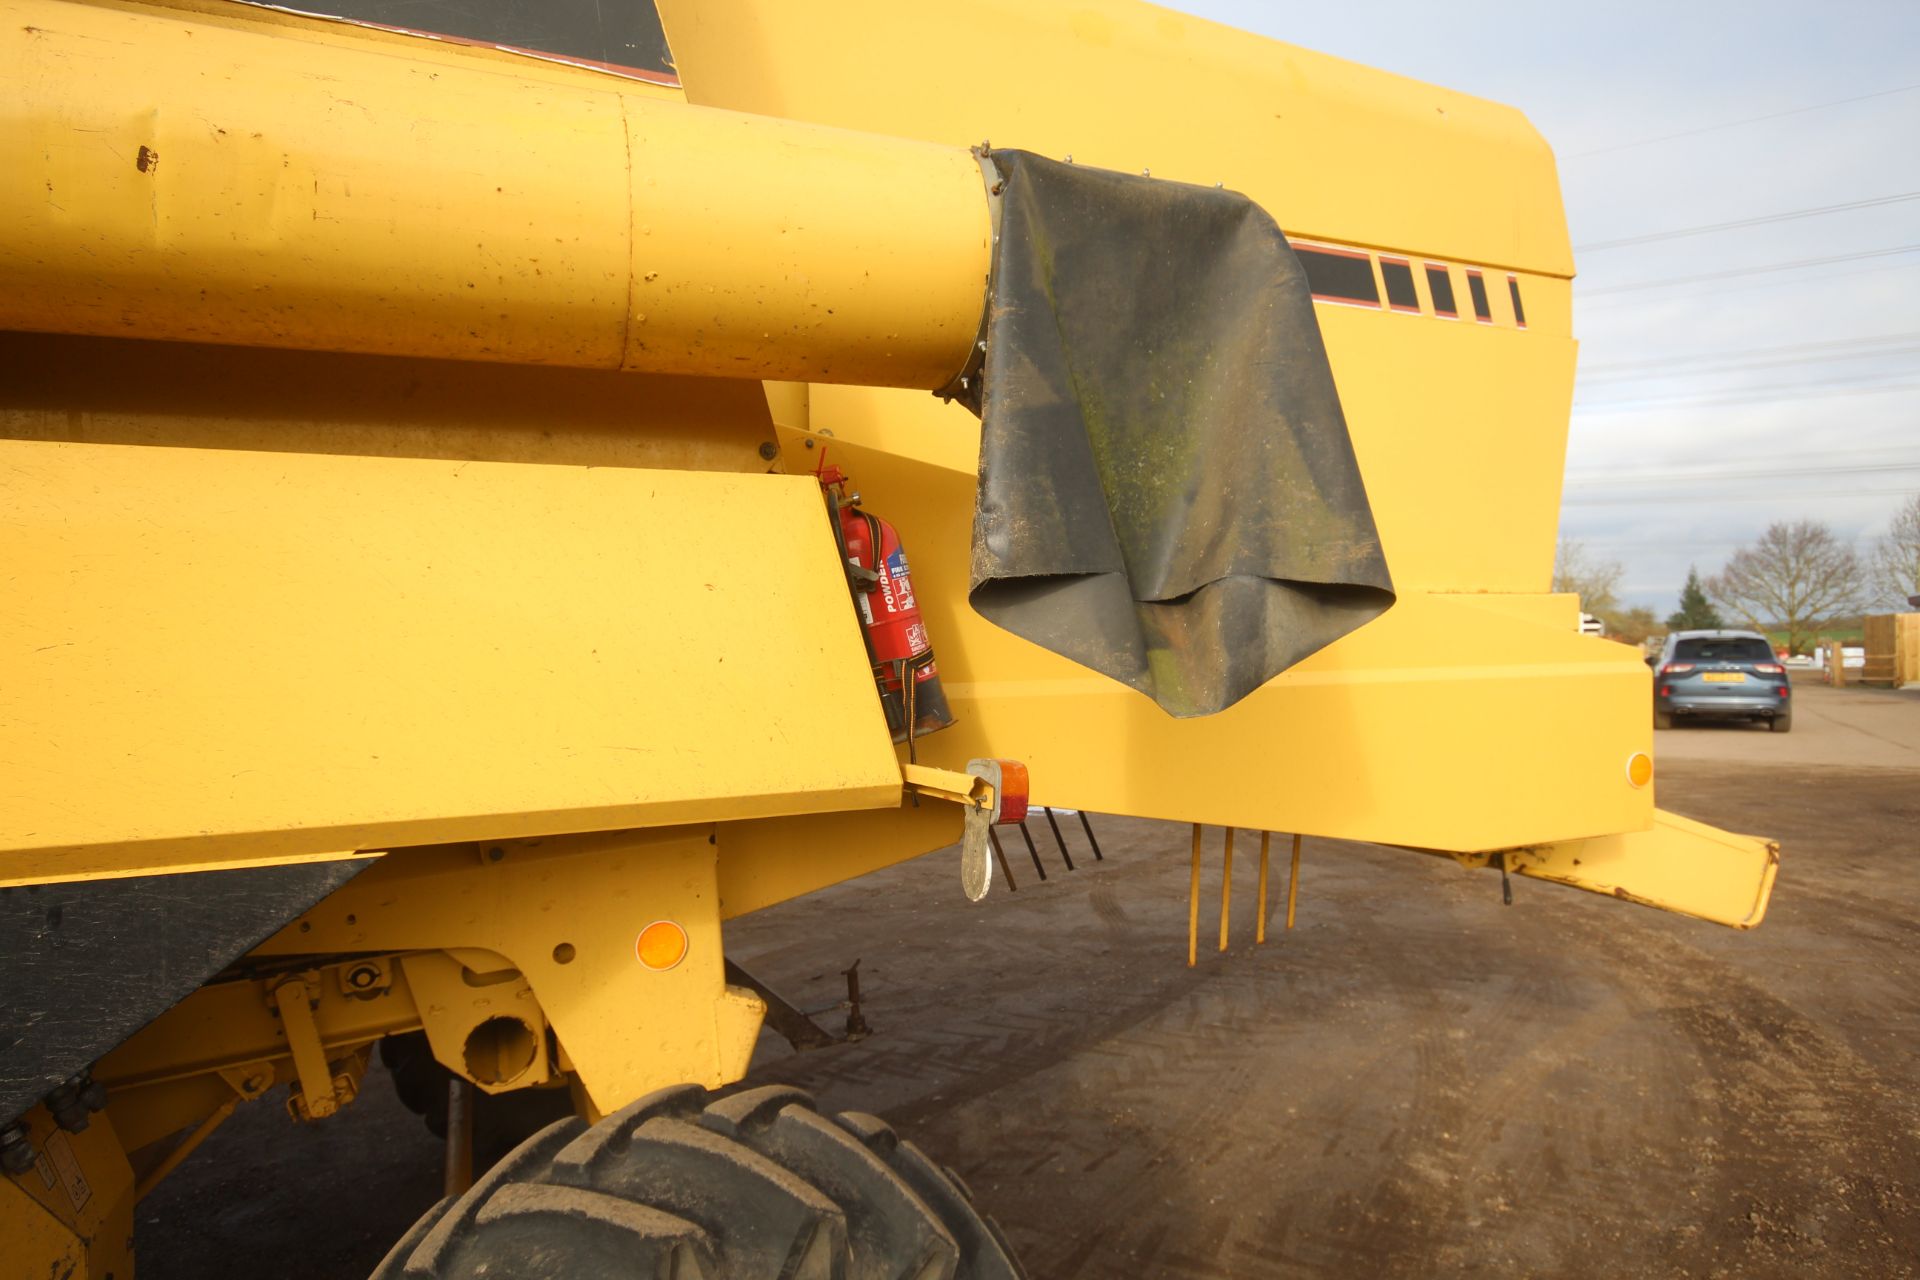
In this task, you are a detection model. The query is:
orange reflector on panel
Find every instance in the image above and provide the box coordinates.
[1626,752,1654,789]
[635,919,689,971]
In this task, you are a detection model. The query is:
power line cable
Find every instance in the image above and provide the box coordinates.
[1567,461,1920,487]
[1580,255,1920,307]
[1580,366,1920,404]
[1574,191,1920,252]
[1564,486,1915,506]
[1570,443,1920,468]
[1574,379,1920,414]
[1566,82,1920,158]
[1579,342,1920,385]
[1580,331,1920,374]
[1581,244,1920,296]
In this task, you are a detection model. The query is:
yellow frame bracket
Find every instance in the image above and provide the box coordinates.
[269,977,355,1121]
[1434,808,1779,929]
[901,760,1022,903]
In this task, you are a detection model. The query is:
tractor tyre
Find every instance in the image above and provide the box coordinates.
[370,1083,1027,1280]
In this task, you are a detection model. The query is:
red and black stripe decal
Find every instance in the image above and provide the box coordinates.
[1424,262,1459,318]
[1289,242,1381,308]
[1378,256,1420,314]
[1465,268,1494,323]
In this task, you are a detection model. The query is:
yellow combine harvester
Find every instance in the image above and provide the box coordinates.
[0,1,1777,1274]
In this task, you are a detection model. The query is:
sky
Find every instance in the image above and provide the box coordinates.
[1164,1,1920,614]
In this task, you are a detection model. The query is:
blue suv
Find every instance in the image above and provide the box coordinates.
[1652,629,1792,732]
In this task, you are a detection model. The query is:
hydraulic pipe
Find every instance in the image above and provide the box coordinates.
[0,0,990,389]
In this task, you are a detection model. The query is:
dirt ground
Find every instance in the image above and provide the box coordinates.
[142,682,1920,1278]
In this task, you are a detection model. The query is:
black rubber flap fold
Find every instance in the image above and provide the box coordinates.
[967,150,1395,717]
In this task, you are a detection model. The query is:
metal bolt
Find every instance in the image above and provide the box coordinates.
[1064,154,1074,163]
[46,1080,89,1133]
[487,846,505,862]
[757,441,778,461]
[1142,168,1151,178]
[0,1124,33,1176]
[345,964,379,990]
[977,339,987,351]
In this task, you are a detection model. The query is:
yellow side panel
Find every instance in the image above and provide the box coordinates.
[657,0,1573,276]
[1319,293,1577,592]
[0,441,901,884]
[773,415,1651,852]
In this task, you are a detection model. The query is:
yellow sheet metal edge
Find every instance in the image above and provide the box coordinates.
[656,0,1573,278]
[1439,809,1780,929]
[0,0,988,387]
[0,439,903,885]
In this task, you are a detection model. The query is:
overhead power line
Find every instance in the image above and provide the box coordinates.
[1580,243,1920,296]
[1574,378,1920,415]
[1574,191,1920,252]
[1566,444,1920,479]
[1579,341,1920,385]
[1567,81,1920,158]
[1579,367,1919,406]
[1564,486,1915,506]
[1580,256,1920,307]
[1566,460,1920,487]
[1579,331,1920,375]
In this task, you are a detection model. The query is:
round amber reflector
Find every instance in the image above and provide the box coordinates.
[635,919,689,971]
[1626,752,1654,789]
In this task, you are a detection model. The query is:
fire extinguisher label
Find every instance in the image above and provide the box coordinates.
[905,621,930,654]
[881,547,916,613]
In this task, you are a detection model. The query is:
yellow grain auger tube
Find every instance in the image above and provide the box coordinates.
[0,1,1776,1275]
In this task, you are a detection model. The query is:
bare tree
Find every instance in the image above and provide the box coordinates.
[1609,605,1660,646]
[1872,493,1920,610]
[1707,521,1867,655]
[1553,538,1624,619]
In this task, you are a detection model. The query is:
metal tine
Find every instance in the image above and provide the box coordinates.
[1016,818,1047,880]
[987,827,1017,892]
[1076,809,1104,860]
[1187,823,1202,967]
[1256,830,1271,944]
[1041,805,1076,871]
[1219,827,1234,952]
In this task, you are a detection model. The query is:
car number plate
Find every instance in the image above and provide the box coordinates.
[1702,672,1746,683]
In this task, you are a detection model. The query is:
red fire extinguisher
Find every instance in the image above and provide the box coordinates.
[818,463,956,746]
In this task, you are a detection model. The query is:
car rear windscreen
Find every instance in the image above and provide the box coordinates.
[1674,638,1775,663]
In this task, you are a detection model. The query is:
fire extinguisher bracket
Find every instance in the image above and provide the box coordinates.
[900,759,1031,903]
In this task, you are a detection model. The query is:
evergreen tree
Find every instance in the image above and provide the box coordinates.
[1666,566,1723,630]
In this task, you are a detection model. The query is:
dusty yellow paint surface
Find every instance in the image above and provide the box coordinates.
[0,439,902,885]
[0,0,989,388]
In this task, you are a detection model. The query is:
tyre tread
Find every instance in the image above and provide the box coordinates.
[373,1084,1021,1280]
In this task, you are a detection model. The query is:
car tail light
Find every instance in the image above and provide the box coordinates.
[1754,662,1784,674]
[1659,685,1672,696]
[1778,685,1790,697]
[1662,663,1695,675]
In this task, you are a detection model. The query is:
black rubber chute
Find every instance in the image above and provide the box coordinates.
[1,859,370,1127]
[966,151,1395,717]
